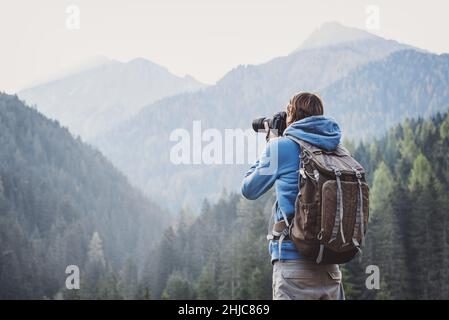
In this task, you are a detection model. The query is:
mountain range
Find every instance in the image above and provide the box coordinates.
[18,58,206,140]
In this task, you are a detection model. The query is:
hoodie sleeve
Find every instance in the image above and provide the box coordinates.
[241,139,280,200]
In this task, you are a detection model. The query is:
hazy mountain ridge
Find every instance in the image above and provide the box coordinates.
[20,56,112,90]
[18,58,206,140]
[295,21,421,53]
[296,21,378,51]
[323,50,449,140]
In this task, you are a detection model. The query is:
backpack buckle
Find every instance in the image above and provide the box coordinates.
[352,167,362,179]
[333,168,341,176]
[317,229,324,240]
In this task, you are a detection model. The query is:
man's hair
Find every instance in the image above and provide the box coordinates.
[287,92,324,126]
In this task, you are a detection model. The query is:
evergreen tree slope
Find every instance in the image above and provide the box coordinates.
[0,93,169,299]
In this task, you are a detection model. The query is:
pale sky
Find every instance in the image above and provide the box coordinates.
[1,0,448,93]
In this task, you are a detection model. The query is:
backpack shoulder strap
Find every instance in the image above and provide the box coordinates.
[285,134,322,155]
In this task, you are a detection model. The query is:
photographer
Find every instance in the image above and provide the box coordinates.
[241,92,344,300]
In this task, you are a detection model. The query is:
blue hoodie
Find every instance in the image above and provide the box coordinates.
[241,116,341,262]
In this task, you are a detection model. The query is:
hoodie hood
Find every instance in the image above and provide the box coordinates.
[284,115,341,151]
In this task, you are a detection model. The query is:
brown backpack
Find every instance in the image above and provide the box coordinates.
[284,136,369,264]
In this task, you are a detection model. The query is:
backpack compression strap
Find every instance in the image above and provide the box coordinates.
[329,168,346,244]
[352,168,365,249]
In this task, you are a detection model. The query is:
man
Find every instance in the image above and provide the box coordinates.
[241,92,345,300]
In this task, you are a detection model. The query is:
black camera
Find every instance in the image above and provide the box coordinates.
[252,111,287,136]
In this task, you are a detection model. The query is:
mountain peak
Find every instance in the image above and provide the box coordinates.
[128,57,153,64]
[296,21,378,51]
[126,57,168,71]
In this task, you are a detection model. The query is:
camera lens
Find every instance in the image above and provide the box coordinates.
[252,117,267,132]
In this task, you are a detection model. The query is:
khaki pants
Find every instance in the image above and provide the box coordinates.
[272,259,345,300]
